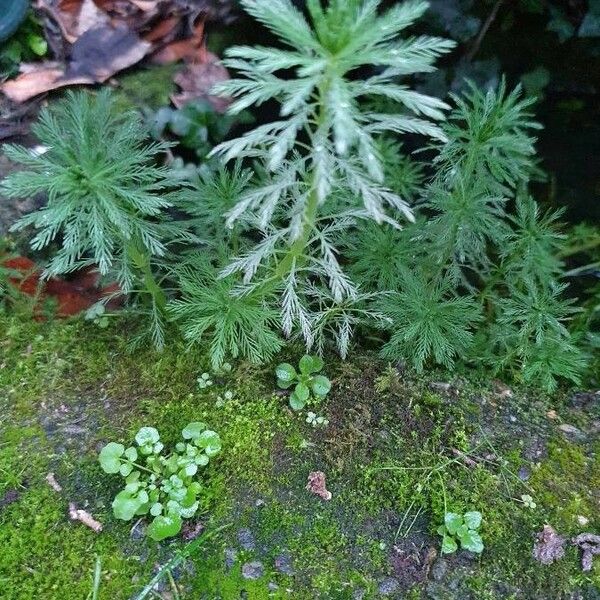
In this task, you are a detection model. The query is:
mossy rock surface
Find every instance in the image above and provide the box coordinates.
[0,315,598,599]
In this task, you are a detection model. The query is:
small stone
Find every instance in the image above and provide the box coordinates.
[378,577,399,596]
[558,423,587,442]
[274,553,295,576]
[224,548,237,571]
[353,588,367,600]
[577,515,590,527]
[237,528,256,551]
[268,582,279,591]
[431,558,448,582]
[518,466,531,481]
[255,498,266,508]
[241,561,264,580]
[130,521,146,541]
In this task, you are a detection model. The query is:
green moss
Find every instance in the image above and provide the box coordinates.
[0,314,598,599]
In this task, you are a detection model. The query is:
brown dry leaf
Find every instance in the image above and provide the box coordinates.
[171,52,230,111]
[69,503,103,532]
[572,533,600,572]
[0,65,92,103]
[1,26,151,102]
[36,0,103,43]
[532,524,566,565]
[68,25,152,81]
[306,471,332,501]
[151,20,205,64]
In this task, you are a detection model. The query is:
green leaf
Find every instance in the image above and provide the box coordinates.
[150,502,163,517]
[294,382,310,402]
[26,33,47,56]
[147,513,183,541]
[196,430,222,457]
[119,463,133,477]
[182,422,207,441]
[276,363,296,383]
[463,511,482,530]
[277,378,293,389]
[311,375,331,397]
[444,512,463,535]
[124,446,137,461]
[289,392,306,411]
[299,354,323,375]
[99,442,125,474]
[441,534,458,554]
[458,529,484,553]
[112,490,143,521]
[135,427,160,446]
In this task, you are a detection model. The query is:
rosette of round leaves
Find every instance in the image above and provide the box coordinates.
[98,422,221,541]
[437,511,484,554]
[276,354,331,410]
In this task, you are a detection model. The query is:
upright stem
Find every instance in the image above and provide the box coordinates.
[127,243,167,310]
[274,80,330,281]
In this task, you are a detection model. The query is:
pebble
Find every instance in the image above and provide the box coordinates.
[274,553,295,576]
[241,561,264,580]
[558,423,587,442]
[431,558,448,581]
[237,528,256,551]
[378,577,399,596]
[518,466,531,481]
[224,548,237,571]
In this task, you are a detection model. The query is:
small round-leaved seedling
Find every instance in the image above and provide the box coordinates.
[276,355,331,411]
[99,422,221,541]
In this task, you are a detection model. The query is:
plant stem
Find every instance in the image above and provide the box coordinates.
[274,80,330,281]
[127,243,167,310]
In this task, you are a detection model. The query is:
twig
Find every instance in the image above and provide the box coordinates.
[133,522,232,600]
[465,0,506,62]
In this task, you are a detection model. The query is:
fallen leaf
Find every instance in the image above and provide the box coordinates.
[68,25,151,81]
[0,65,92,103]
[572,533,600,572]
[532,525,566,565]
[68,503,103,532]
[171,52,230,111]
[306,471,332,501]
[151,20,205,64]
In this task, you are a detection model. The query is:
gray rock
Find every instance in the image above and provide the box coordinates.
[241,561,264,580]
[130,521,146,541]
[224,548,238,571]
[237,527,256,551]
[431,558,448,582]
[378,577,399,596]
[353,588,367,600]
[274,553,295,576]
[268,582,279,591]
[518,466,531,481]
[558,423,587,443]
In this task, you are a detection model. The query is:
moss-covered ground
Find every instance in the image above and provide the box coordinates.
[0,314,598,599]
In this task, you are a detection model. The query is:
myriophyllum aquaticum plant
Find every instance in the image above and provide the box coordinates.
[209,0,455,354]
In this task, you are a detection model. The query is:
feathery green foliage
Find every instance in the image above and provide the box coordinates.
[0,90,196,349]
[1,90,179,288]
[208,0,455,350]
[168,256,283,369]
[380,272,482,372]
[372,79,587,389]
